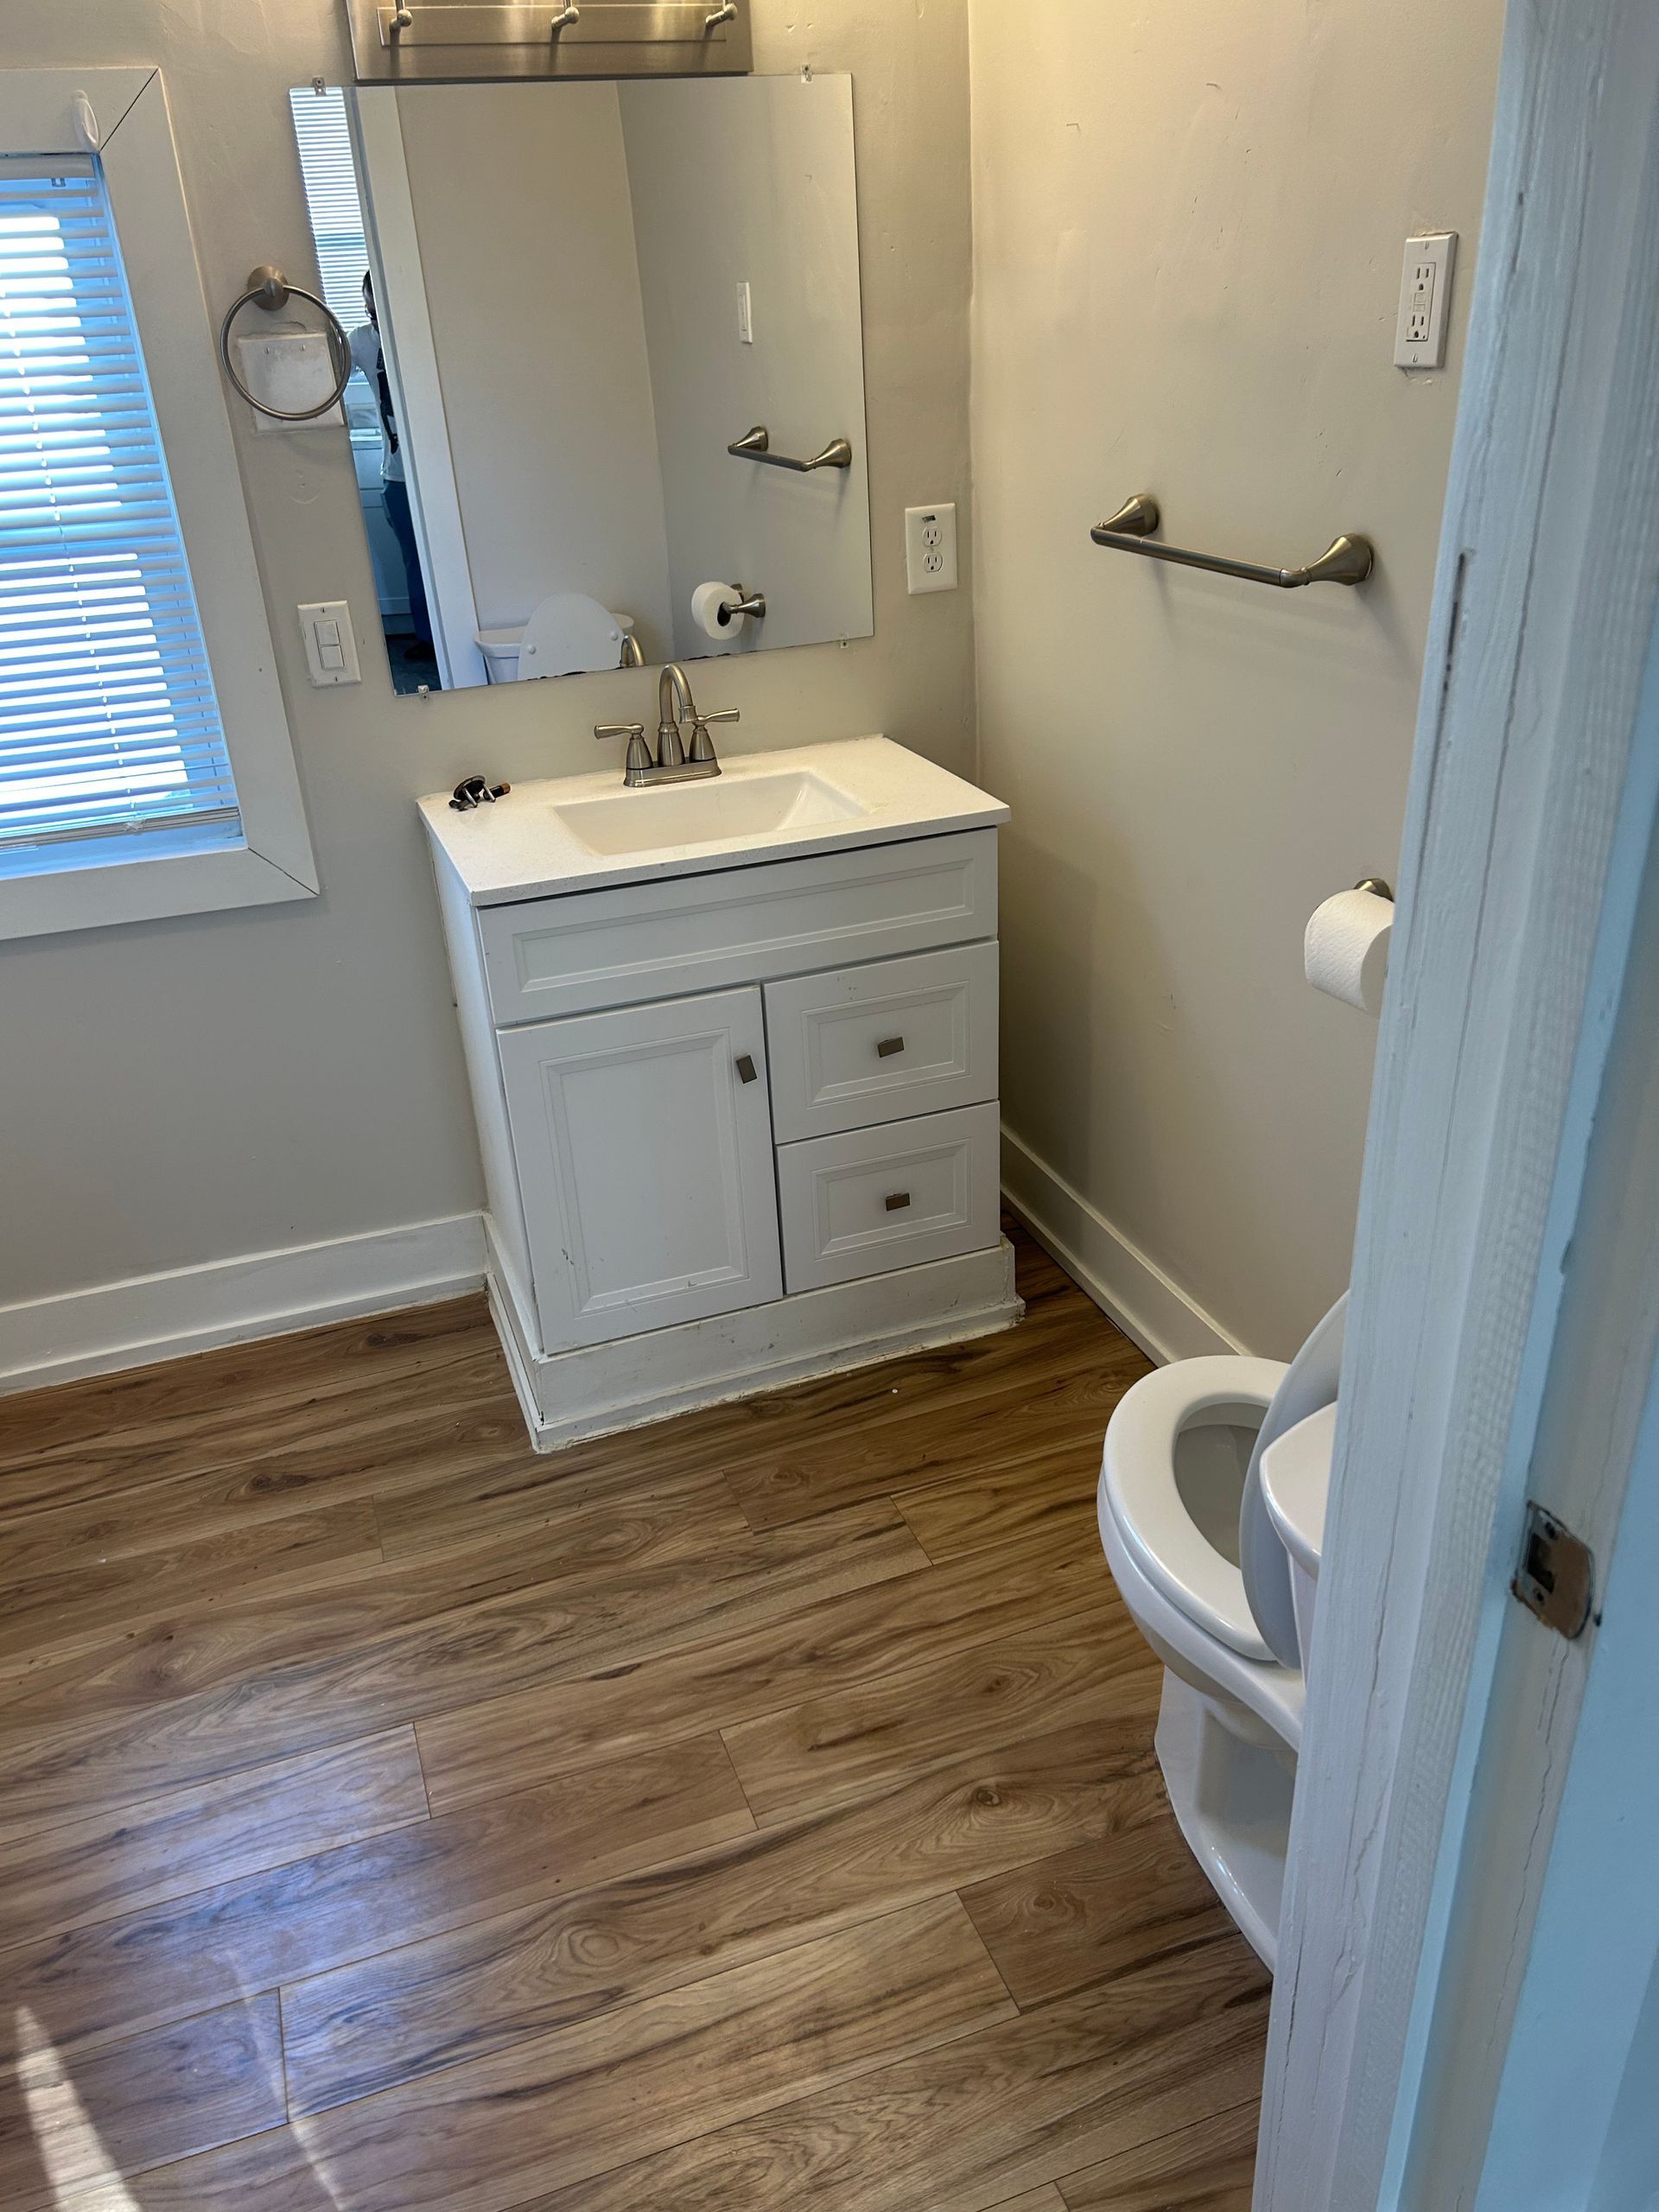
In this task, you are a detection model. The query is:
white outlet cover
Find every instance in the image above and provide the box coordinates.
[905,503,958,594]
[1394,232,1457,370]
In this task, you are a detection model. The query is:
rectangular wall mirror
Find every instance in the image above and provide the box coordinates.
[289,73,873,696]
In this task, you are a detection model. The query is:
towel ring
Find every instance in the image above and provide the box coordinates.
[219,264,353,423]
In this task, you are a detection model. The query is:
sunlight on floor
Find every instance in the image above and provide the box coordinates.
[14,2005,142,2209]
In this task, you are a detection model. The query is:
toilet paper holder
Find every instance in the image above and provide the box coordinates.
[1306,878,1395,1017]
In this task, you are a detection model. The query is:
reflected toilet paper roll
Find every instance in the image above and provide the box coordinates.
[1305,887,1394,1015]
[693,581,747,640]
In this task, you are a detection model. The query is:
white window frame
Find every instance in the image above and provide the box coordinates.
[0,68,317,940]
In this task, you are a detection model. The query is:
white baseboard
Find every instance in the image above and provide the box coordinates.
[0,1140,1240,1410]
[487,1218,1024,1452]
[1001,1125,1248,1364]
[0,1213,488,1396]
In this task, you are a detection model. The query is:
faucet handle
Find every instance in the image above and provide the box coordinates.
[594,722,654,782]
[688,707,738,766]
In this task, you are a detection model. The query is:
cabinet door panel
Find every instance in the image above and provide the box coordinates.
[500,988,782,1352]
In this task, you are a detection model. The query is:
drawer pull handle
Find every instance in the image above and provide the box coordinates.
[735,1054,759,1084]
[885,1191,912,1212]
[876,1036,906,1058]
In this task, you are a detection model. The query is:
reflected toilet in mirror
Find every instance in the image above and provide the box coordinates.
[289,73,873,696]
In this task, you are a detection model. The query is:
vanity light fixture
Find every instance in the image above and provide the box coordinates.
[344,0,753,82]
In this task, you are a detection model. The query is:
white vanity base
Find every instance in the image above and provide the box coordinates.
[420,744,1018,1457]
[486,1218,1022,1452]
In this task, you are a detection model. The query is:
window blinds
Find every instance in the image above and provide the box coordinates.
[0,156,240,867]
[288,88,372,333]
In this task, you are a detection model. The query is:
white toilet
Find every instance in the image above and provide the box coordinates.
[1096,1296,1345,1967]
[475,592,639,682]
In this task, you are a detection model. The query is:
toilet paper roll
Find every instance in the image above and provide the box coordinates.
[1305,888,1394,1016]
[692,581,746,641]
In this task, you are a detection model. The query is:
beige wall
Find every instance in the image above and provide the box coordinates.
[392,81,675,650]
[970,0,1503,1357]
[0,0,975,1310]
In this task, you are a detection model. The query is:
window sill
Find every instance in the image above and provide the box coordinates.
[0,836,319,944]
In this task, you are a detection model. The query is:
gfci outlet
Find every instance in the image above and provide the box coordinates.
[1395,232,1457,370]
[905,503,958,594]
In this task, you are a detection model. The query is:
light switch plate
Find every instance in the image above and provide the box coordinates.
[1394,232,1457,370]
[298,600,361,687]
[905,503,958,594]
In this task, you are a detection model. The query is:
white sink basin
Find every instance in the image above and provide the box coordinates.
[420,736,1010,906]
[551,768,868,857]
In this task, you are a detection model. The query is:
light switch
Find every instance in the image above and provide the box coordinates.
[299,600,361,687]
[736,281,753,345]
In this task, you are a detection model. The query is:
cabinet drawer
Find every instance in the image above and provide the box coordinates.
[777,1103,1001,1293]
[765,943,999,1142]
[480,830,997,1027]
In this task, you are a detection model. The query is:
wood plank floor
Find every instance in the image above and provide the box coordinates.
[0,1227,1269,2210]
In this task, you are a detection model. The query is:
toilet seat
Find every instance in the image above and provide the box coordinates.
[1101,1356,1289,1663]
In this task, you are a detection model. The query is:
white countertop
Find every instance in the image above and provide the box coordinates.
[418,735,1008,907]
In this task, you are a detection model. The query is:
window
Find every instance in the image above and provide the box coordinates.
[0,156,241,873]
[287,88,381,455]
[0,69,315,942]
[288,87,370,335]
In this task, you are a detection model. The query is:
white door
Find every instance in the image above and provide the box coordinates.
[500,986,783,1353]
[1258,1,1659,2202]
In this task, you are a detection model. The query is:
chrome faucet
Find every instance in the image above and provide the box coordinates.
[594,664,738,789]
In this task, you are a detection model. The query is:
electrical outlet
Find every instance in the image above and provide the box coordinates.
[905,503,958,594]
[1394,232,1457,370]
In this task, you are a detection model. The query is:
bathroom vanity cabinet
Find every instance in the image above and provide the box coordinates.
[421,738,1019,1449]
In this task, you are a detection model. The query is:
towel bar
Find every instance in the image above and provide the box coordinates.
[728,425,854,474]
[1090,493,1374,589]
[219,264,353,423]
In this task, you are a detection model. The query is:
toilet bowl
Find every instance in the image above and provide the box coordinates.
[1096,1300,1345,1969]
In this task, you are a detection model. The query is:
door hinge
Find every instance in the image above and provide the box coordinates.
[1512,1502,1598,1640]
